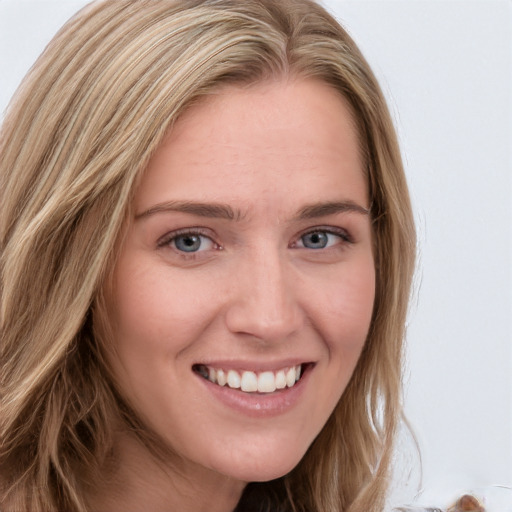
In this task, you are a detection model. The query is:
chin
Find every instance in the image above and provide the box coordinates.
[212,446,307,483]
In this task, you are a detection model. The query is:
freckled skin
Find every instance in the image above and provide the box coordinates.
[103,79,376,509]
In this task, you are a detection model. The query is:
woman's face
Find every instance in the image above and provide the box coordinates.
[105,79,375,484]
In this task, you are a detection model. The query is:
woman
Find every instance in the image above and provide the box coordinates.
[0,1,416,511]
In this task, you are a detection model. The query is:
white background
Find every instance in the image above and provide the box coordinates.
[1,0,511,509]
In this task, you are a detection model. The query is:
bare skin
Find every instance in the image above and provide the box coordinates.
[88,431,244,512]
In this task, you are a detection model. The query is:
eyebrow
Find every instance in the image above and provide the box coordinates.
[135,199,369,222]
[135,200,244,221]
[294,200,370,220]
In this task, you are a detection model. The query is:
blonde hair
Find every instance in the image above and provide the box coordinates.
[0,1,416,511]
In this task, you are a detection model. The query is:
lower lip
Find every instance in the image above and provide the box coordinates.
[195,366,312,418]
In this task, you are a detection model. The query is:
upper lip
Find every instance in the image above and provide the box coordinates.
[193,359,314,372]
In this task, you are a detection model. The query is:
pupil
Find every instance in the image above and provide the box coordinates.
[176,235,201,252]
[303,232,327,249]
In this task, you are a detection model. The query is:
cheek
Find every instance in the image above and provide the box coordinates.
[296,260,375,435]
[110,260,220,352]
[104,258,224,415]
[317,261,376,353]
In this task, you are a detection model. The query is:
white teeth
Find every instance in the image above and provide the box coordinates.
[275,370,287,389]
[240,371,258,392]
[285,367,296,387]
[216,369,227,386]
[258,371,276,393]
[197,364,304,394]
[227,369,241,389]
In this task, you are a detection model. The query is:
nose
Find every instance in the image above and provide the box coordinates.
[224,249,304,343]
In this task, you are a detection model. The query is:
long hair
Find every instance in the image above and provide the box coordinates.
[0,1,416,511]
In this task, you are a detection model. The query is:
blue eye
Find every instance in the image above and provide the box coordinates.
[301,232,329,249]
[298,230,348,249]
[172,233,215,253]
[174,234,202,252]
[156,230,217,254]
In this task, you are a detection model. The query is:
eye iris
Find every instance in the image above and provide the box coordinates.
[302,232,328,249]
[175,234,202,252]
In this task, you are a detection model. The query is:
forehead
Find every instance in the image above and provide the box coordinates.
[171,78,362,158]
[134,78,367,215]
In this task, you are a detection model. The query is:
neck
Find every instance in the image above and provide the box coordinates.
[87,430,246,512]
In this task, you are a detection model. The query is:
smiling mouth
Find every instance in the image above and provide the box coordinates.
[193,364,308,394]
